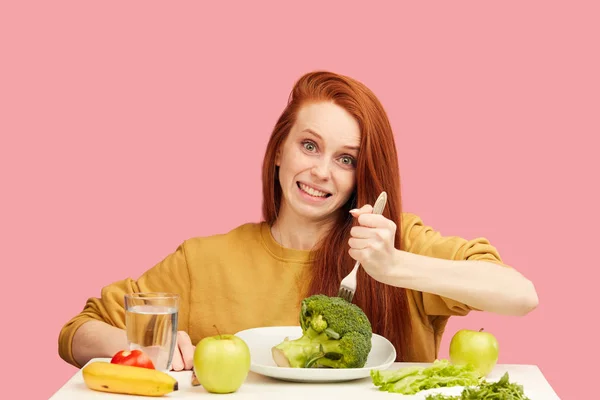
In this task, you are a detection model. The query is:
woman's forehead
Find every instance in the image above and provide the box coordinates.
[294,103,361,147]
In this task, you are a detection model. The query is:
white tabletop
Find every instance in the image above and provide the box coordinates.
[49,359,560,400]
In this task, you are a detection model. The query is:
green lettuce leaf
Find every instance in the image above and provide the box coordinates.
[370,359,482,395]
[423,372,531,400]
[424,395,459,400]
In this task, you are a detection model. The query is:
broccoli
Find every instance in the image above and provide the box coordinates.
[271,294,373,369]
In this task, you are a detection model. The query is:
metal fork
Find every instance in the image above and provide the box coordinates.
[337,191,388,303]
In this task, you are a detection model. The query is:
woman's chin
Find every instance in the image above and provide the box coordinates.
[292,203,340,222]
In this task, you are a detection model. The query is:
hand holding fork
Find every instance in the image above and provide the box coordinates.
[338,192,394,302]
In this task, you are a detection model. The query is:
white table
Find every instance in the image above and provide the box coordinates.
[50,359,560,399]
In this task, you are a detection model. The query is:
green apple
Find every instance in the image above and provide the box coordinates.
[193,327,251,394]
[449,328,499,377]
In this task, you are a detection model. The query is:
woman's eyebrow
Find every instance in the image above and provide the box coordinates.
[301,128,359,151]
[301,128,323,140]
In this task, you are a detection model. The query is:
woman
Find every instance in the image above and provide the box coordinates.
[58,71,538,372]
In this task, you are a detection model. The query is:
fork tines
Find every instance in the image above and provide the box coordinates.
[337,287,354,303]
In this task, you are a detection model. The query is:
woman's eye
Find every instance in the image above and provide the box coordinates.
[340,156,355,165]
[303,141,316,152]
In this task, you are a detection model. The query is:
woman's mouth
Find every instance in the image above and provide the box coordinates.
[297,182,332,199]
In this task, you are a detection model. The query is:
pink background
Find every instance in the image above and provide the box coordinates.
[2,1,598,399]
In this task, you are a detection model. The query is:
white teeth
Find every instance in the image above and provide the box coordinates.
[299,183,329,198]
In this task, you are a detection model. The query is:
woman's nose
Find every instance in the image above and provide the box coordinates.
[311,159,332,180]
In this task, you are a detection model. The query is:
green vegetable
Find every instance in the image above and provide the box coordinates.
[271,294,372,368]
[370,359,482,394]
[424,372,531,400]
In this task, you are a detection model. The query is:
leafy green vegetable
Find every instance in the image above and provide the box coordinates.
[272,294,372,368]
[424,372,530,400]
[370,359,482,394]
[424,395,459,400]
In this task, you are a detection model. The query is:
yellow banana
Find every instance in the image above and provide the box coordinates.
[82,361,178,397]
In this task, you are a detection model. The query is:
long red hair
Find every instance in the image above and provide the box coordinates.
[261,71,411,361]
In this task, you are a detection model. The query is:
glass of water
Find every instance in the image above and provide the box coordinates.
[124,292,179,371]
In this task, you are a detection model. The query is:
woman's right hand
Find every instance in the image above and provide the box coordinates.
[171,331,196,371]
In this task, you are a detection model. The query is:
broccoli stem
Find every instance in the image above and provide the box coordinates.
[272,347,291,367]
[304,345,325,368]
[313,357,343,368]
[325,328,340,339]
[272,330,347,368]
[304,338,345,368]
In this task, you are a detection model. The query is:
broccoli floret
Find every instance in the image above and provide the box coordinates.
[309,314,327,333]
[272,294,372,369]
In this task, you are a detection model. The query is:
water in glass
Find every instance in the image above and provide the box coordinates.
[125,293,179,371]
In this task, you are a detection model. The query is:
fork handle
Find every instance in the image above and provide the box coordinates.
[349,259,361,278]
[372,191,387,215]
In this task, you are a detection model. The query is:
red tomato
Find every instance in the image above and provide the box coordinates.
[110,349,155,369]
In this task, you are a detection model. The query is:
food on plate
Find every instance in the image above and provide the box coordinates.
[271,294,372,368]
[370,359,481,394]
[82,361,178,396]
[193,325,251,393]
[449,328,499,376]
[423,372,530,399]
[110,349,155,369]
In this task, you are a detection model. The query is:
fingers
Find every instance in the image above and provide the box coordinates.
[350,203,395,230]
[350,226,375,239]
[349,204,373,217]
[177,331,195,371]
[348,248,360,261]
[348,237,370,249]
[353,227,394,243]
[349,203,396,255]
[348,247,373,263]
[171,342,184,371]
[357,213,396,230]
[349,236,385,250]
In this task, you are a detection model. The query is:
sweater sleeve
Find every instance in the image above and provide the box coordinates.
[58,242,192,368]
[400,213,507,317]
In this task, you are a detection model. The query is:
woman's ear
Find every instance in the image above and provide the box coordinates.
[275,149,281,166]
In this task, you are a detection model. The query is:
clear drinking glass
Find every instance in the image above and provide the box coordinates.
[124,292,179,371]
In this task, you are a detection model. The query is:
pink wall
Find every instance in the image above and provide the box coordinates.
[2,1,597,399]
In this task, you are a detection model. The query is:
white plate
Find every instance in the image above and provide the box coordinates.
[234,326,396,382]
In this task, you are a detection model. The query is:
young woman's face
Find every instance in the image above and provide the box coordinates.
[276,101,361,222]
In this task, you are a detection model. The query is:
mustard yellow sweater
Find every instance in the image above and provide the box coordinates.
[58,213,504,367]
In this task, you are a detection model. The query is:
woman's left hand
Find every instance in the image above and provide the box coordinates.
[348,204,399,283]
